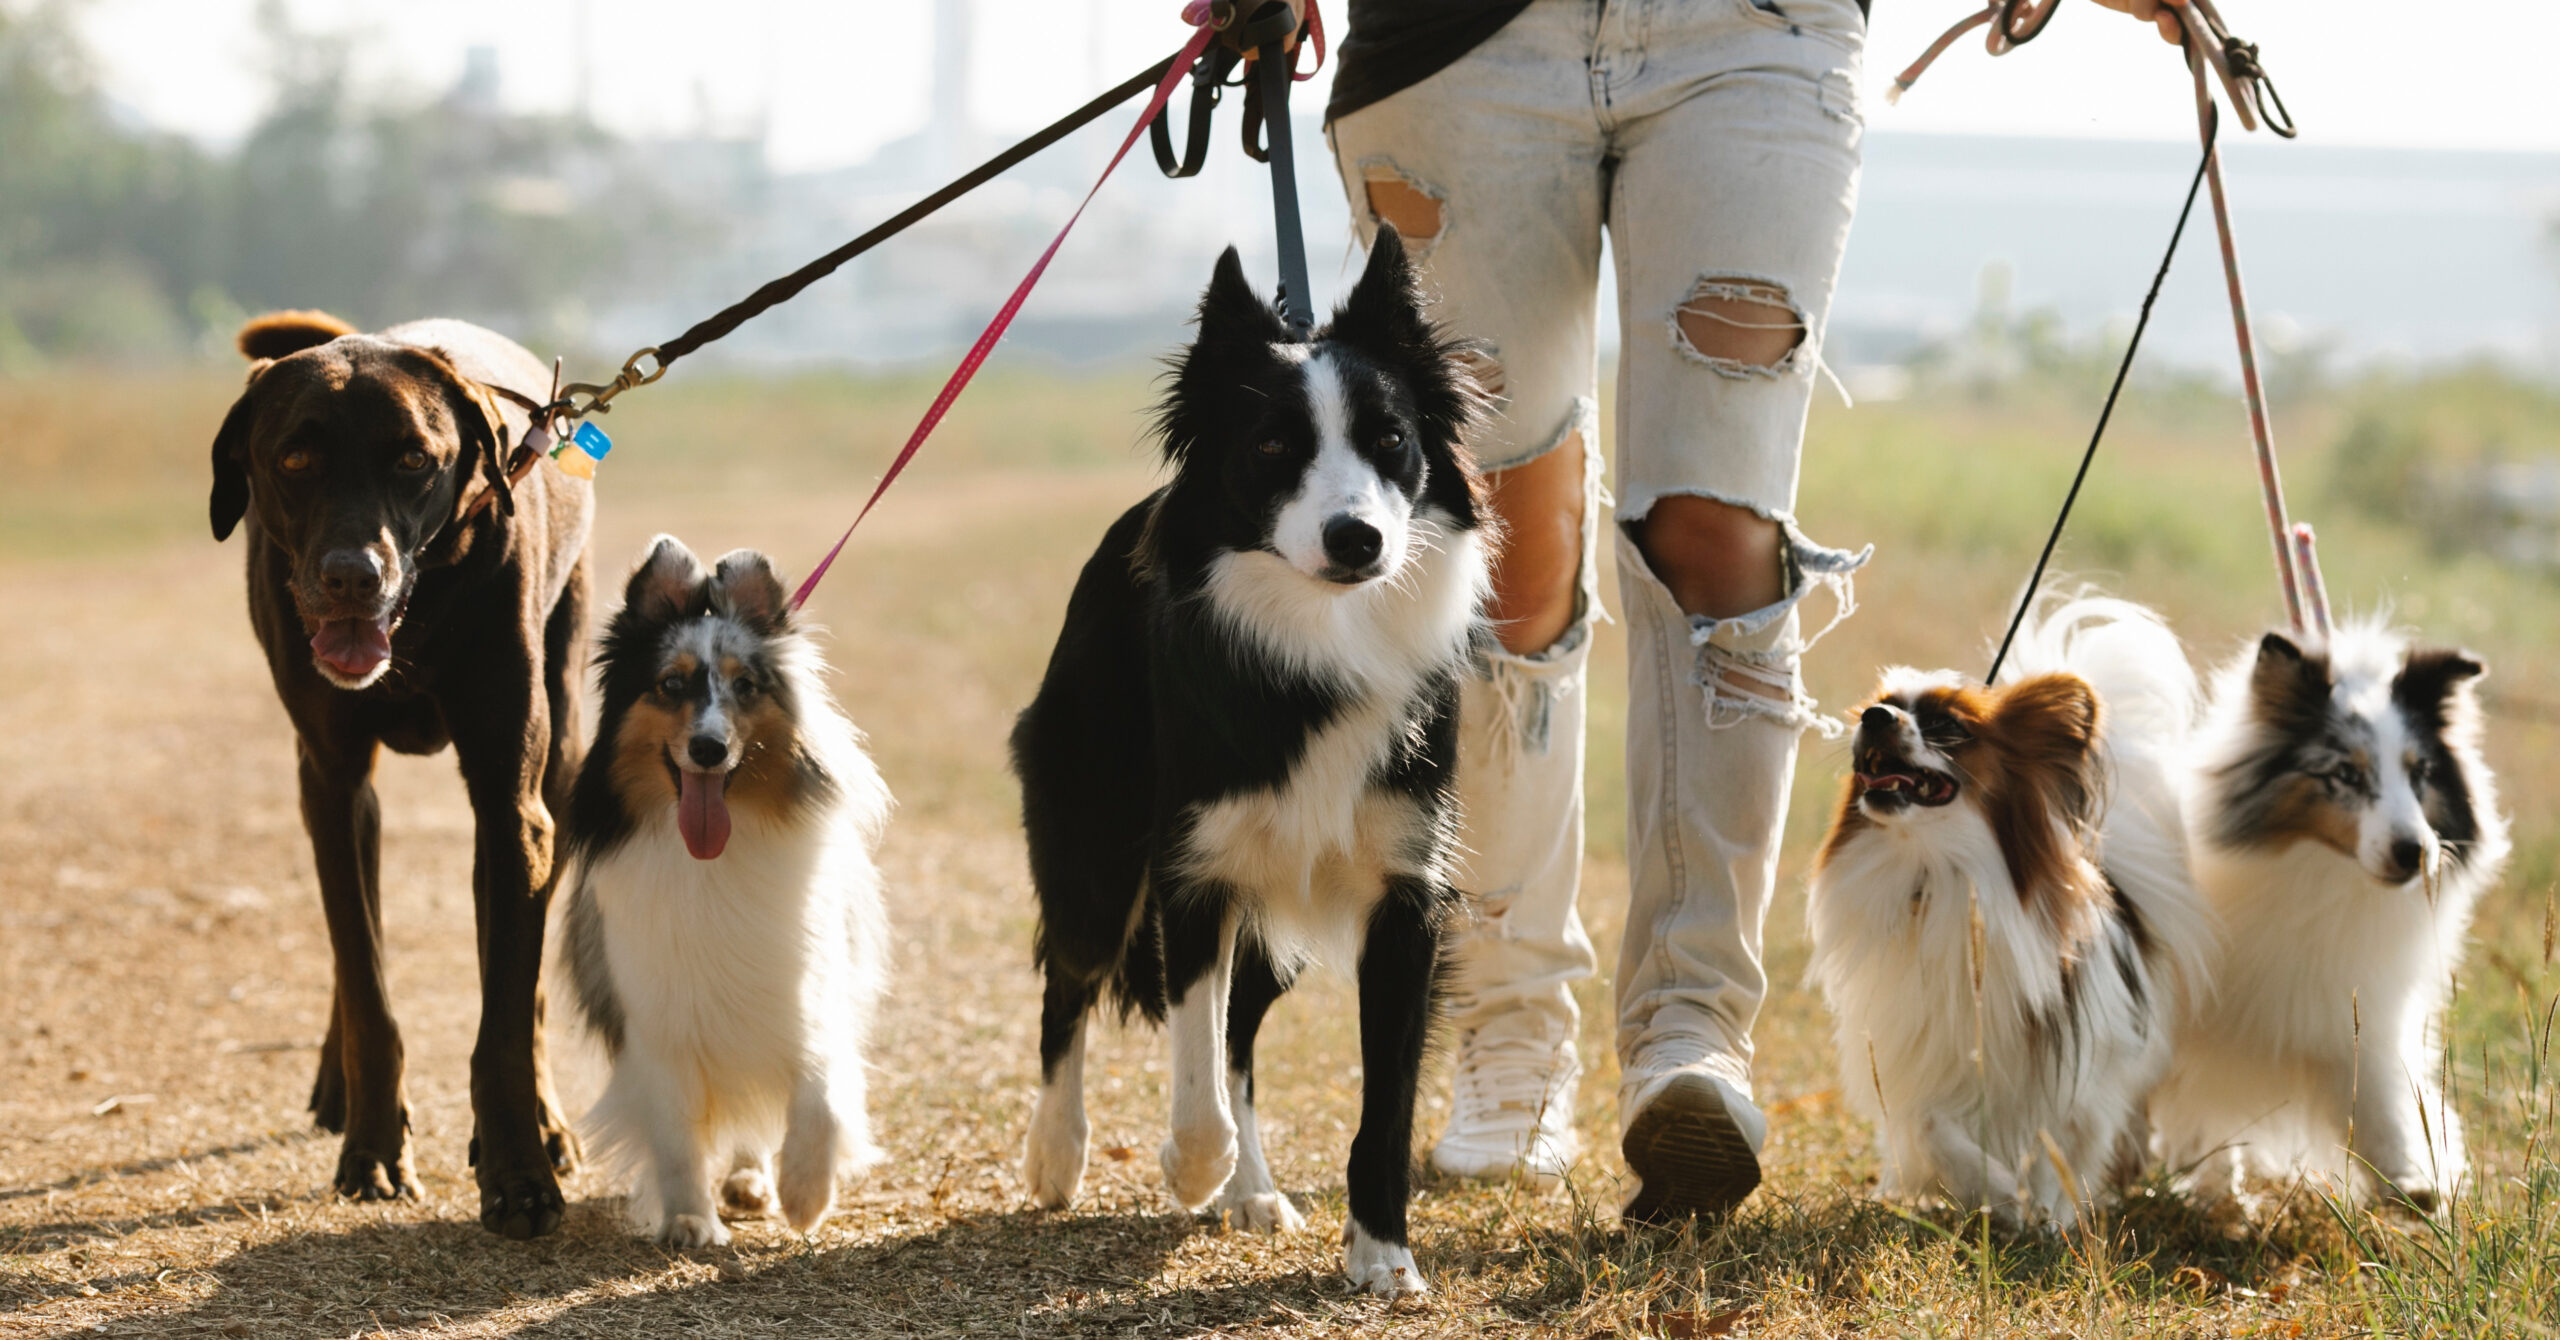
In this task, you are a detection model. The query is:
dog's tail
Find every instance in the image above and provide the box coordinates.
[237,310,358,361]
[2001,589,2198,743]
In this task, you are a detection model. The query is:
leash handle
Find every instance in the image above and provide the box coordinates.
[788,19,1223,612]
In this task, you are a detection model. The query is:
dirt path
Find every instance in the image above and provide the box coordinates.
[0,468,1714,1338]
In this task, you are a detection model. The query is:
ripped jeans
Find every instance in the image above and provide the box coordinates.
[1329,0,1868,1103]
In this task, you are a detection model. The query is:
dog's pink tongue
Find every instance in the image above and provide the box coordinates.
[310,618,392,679]
[678,770,730,861]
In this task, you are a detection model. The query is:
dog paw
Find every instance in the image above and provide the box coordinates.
[333,1147,417,1202]
[776,1163,836,1235]
[659,1213,731,1249]
[1022,1118,1089,1210]
[1220,1189,1306,1235]
[1342,1220,1429,1297]
[477,1168,566,1240]
[2382,1180,2445,1217]
[722,1168,777,1217]
[1160,1130,1237,1211]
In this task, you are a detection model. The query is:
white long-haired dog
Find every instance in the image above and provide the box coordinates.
[2151,619,2508,1213]
[559,537,892,1245]
[1808,595,2214,1228]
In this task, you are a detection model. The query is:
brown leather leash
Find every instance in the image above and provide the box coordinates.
[1896,0,2330,666]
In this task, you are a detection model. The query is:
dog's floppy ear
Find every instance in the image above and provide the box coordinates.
[1997,672,2105,834]
[2248,630,2331,714]
[2393,645,2485,729]
[710,550,791,634]
[626,535,707,623]
[209,387,260,542]
[426,351,514,521]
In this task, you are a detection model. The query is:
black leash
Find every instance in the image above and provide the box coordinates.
[1252,39,1316,336]
[537,53,1183,428]
[1984,114,2216,684]
[640,55,1180,375]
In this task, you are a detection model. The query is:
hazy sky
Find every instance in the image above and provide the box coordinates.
[74,0,2560,172]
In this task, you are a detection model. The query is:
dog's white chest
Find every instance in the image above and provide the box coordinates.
[586,821,852,1077]
[1181,696,1437,960]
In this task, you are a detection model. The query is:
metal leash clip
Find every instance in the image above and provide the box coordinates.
[556,346,667,422]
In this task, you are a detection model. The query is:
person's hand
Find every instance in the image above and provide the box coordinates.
[2086,0,2188,46]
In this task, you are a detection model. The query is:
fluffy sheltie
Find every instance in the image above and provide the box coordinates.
[1808,596,2214,1228]
[559,537,891,1246]
[2151,620,2508,1212]
[1010,227,1486,1296]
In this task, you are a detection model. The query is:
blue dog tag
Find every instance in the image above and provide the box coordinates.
[551,420,613,480]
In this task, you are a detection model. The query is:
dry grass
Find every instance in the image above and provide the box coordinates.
[2,366,2556,1337]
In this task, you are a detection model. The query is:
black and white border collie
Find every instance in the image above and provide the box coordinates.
[561,537,891,1245]
[1808,596,2214,1228]
[2153,620,2508,1213]
[1010,227,1488,1296]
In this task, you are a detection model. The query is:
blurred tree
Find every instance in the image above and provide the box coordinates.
[0,0,711,366]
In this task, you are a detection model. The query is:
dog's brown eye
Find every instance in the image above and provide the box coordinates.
[1378,431,1405,451]
[1256,440,1286,457]
[396,448,432,472]
[658,673,686,697]
[279,449,314,474]
[732,675,754,698]
[2329,761,2367,791]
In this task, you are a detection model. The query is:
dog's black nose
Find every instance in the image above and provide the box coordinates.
[319,549,384,604]
[2390,837,2426,877]
[1322,515,1384,571]
[1861,705,1897,733]
[687,736,728,769]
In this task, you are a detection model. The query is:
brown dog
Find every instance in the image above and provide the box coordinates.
[210,311,592,1237]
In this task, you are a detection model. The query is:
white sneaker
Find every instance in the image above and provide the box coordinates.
[1431,1029,1581,1189]
[1617,1055,1766,1223]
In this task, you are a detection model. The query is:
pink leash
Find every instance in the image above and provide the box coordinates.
[788,16,1224,611]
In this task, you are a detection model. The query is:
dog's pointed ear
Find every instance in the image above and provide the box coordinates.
[2394,645,2485,726]
[627,535,707,622]
[711,550,791,633]
[1330,223,1430,354]
[209,387,259,542]
[1196,245,1290,347]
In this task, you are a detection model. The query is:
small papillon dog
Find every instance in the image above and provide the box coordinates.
[2151,620,2507,1213]
[560,537,891,1246]
[1808,596,2213,1228]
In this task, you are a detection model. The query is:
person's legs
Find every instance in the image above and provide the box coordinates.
[1329,0,1609,1186]
[1599,0,1870,1220]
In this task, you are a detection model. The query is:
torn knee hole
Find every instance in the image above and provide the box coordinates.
[1671,277,1806,375]
[1361,166,1445,246]
[1697,644,1817,730]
